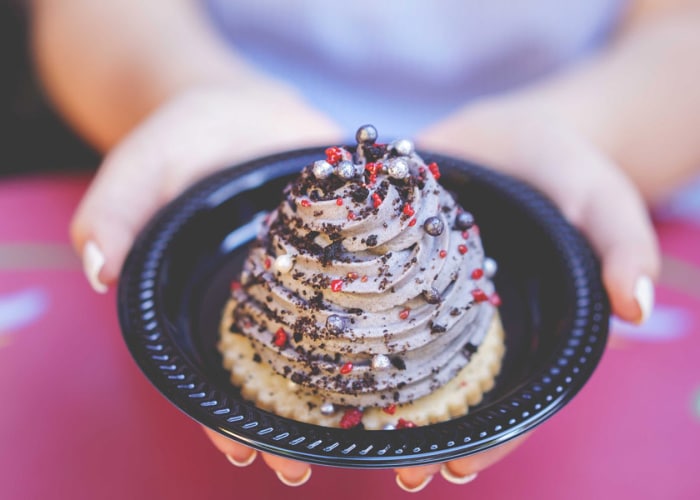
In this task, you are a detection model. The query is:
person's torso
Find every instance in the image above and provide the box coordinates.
[206,0,627,135]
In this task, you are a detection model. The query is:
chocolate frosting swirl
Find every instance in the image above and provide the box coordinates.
[229,133,497,407]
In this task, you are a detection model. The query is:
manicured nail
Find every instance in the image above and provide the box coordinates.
[440,465,478,485]
[396,473,433,493]
[634,275,654,324]
[225,450,257,467]
[275,467,312,487]
[83,241,108,293]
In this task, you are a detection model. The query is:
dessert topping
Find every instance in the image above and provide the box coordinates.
[423,216,444,236]
[273,328,288,347]
[339,407,363,429]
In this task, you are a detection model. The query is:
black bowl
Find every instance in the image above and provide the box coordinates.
[118,148,609,468]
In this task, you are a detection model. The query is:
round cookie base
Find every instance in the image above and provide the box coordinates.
[219,300,505,430]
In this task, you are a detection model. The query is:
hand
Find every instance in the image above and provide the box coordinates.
[419,98,660,324]
[388,96,661,490]
[70,82,341,485]
[71,83,342,291]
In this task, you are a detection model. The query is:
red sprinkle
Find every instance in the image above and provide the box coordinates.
[396,418,417,429]
[439,249,447,258]
[399,308,411,320]
[230,281,242,292]
[408,218,417,227]
[361,275,368,283]
[462,230,470,239]
[330,279,344,292]
[339,407,363,429]
[471,268,484,279]
[336,197,343,206]
[273,328,288,347]
[347,211,356,220]
[471,288,489,303]
[300,199,311,208]
[490,293,502,307]
[428,162,441,180]
[403,203,415,217]
[325,146,343,165]
[264,257,272,269]
[458,244,468,255]
[340,362,353,374]
[365,164,379,185]
[372,192,383,208]
[383,404,397,415]
[347,272,359,281]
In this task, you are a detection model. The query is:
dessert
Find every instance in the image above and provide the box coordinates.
[219,125,504,430]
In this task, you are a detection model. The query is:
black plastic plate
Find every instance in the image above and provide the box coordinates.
[118,148,609,468]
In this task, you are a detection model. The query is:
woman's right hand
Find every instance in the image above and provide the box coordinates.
[71,82,342,292]
[70,82,342,485]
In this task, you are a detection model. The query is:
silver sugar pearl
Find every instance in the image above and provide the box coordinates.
[483,257,498,278]
[355,124,378,145]
[390,138,414,157]
[326,314,347,334]
[371,354,391,370]
[273,254,293,274]
[383,423,396,430]
[312,160,334,179]
[456,211,475,230]
[423,216,444,236]
[387,158,410,179]
[422,287,442,304]
[320,402,336,415]
[336,160,357,180]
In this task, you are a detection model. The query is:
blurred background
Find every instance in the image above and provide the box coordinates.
[0,0,98,176]
[0,1,698,499]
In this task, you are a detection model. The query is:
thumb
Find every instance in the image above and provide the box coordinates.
[70,141,174,293]
[572,162,660,324]
[418,112,660,324]
[70,88,344,293]
[527,140,661,324]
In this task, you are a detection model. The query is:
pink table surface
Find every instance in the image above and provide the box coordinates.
[1,174,698,500]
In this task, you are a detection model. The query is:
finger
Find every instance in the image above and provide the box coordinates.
[441,435,528,482]
[393,463,441,492]
[557,155,660,324]
[70,143,168,292]
[260,452,313,487]
[202,426,258,466]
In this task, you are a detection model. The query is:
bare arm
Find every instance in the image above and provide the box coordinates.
[434,0,700,204]
[30,0,301,151]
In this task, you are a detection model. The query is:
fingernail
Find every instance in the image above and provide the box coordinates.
[83,241,108,294]
[634,275,654,324]
[396,473,433,493]
[225,450,257,467]
[440,465,478,485]
[275,467,312,487]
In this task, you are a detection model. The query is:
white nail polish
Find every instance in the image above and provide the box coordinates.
[275,468,312,487]
[83,241,108,294]
[225,450,257,467]
[634,275,654,324]
[396,473,433,493]
[440,465,478,485]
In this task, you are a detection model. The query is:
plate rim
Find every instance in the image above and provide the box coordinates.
[118,147,610,468]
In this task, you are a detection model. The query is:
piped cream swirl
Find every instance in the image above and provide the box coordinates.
[228,138,497,407]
